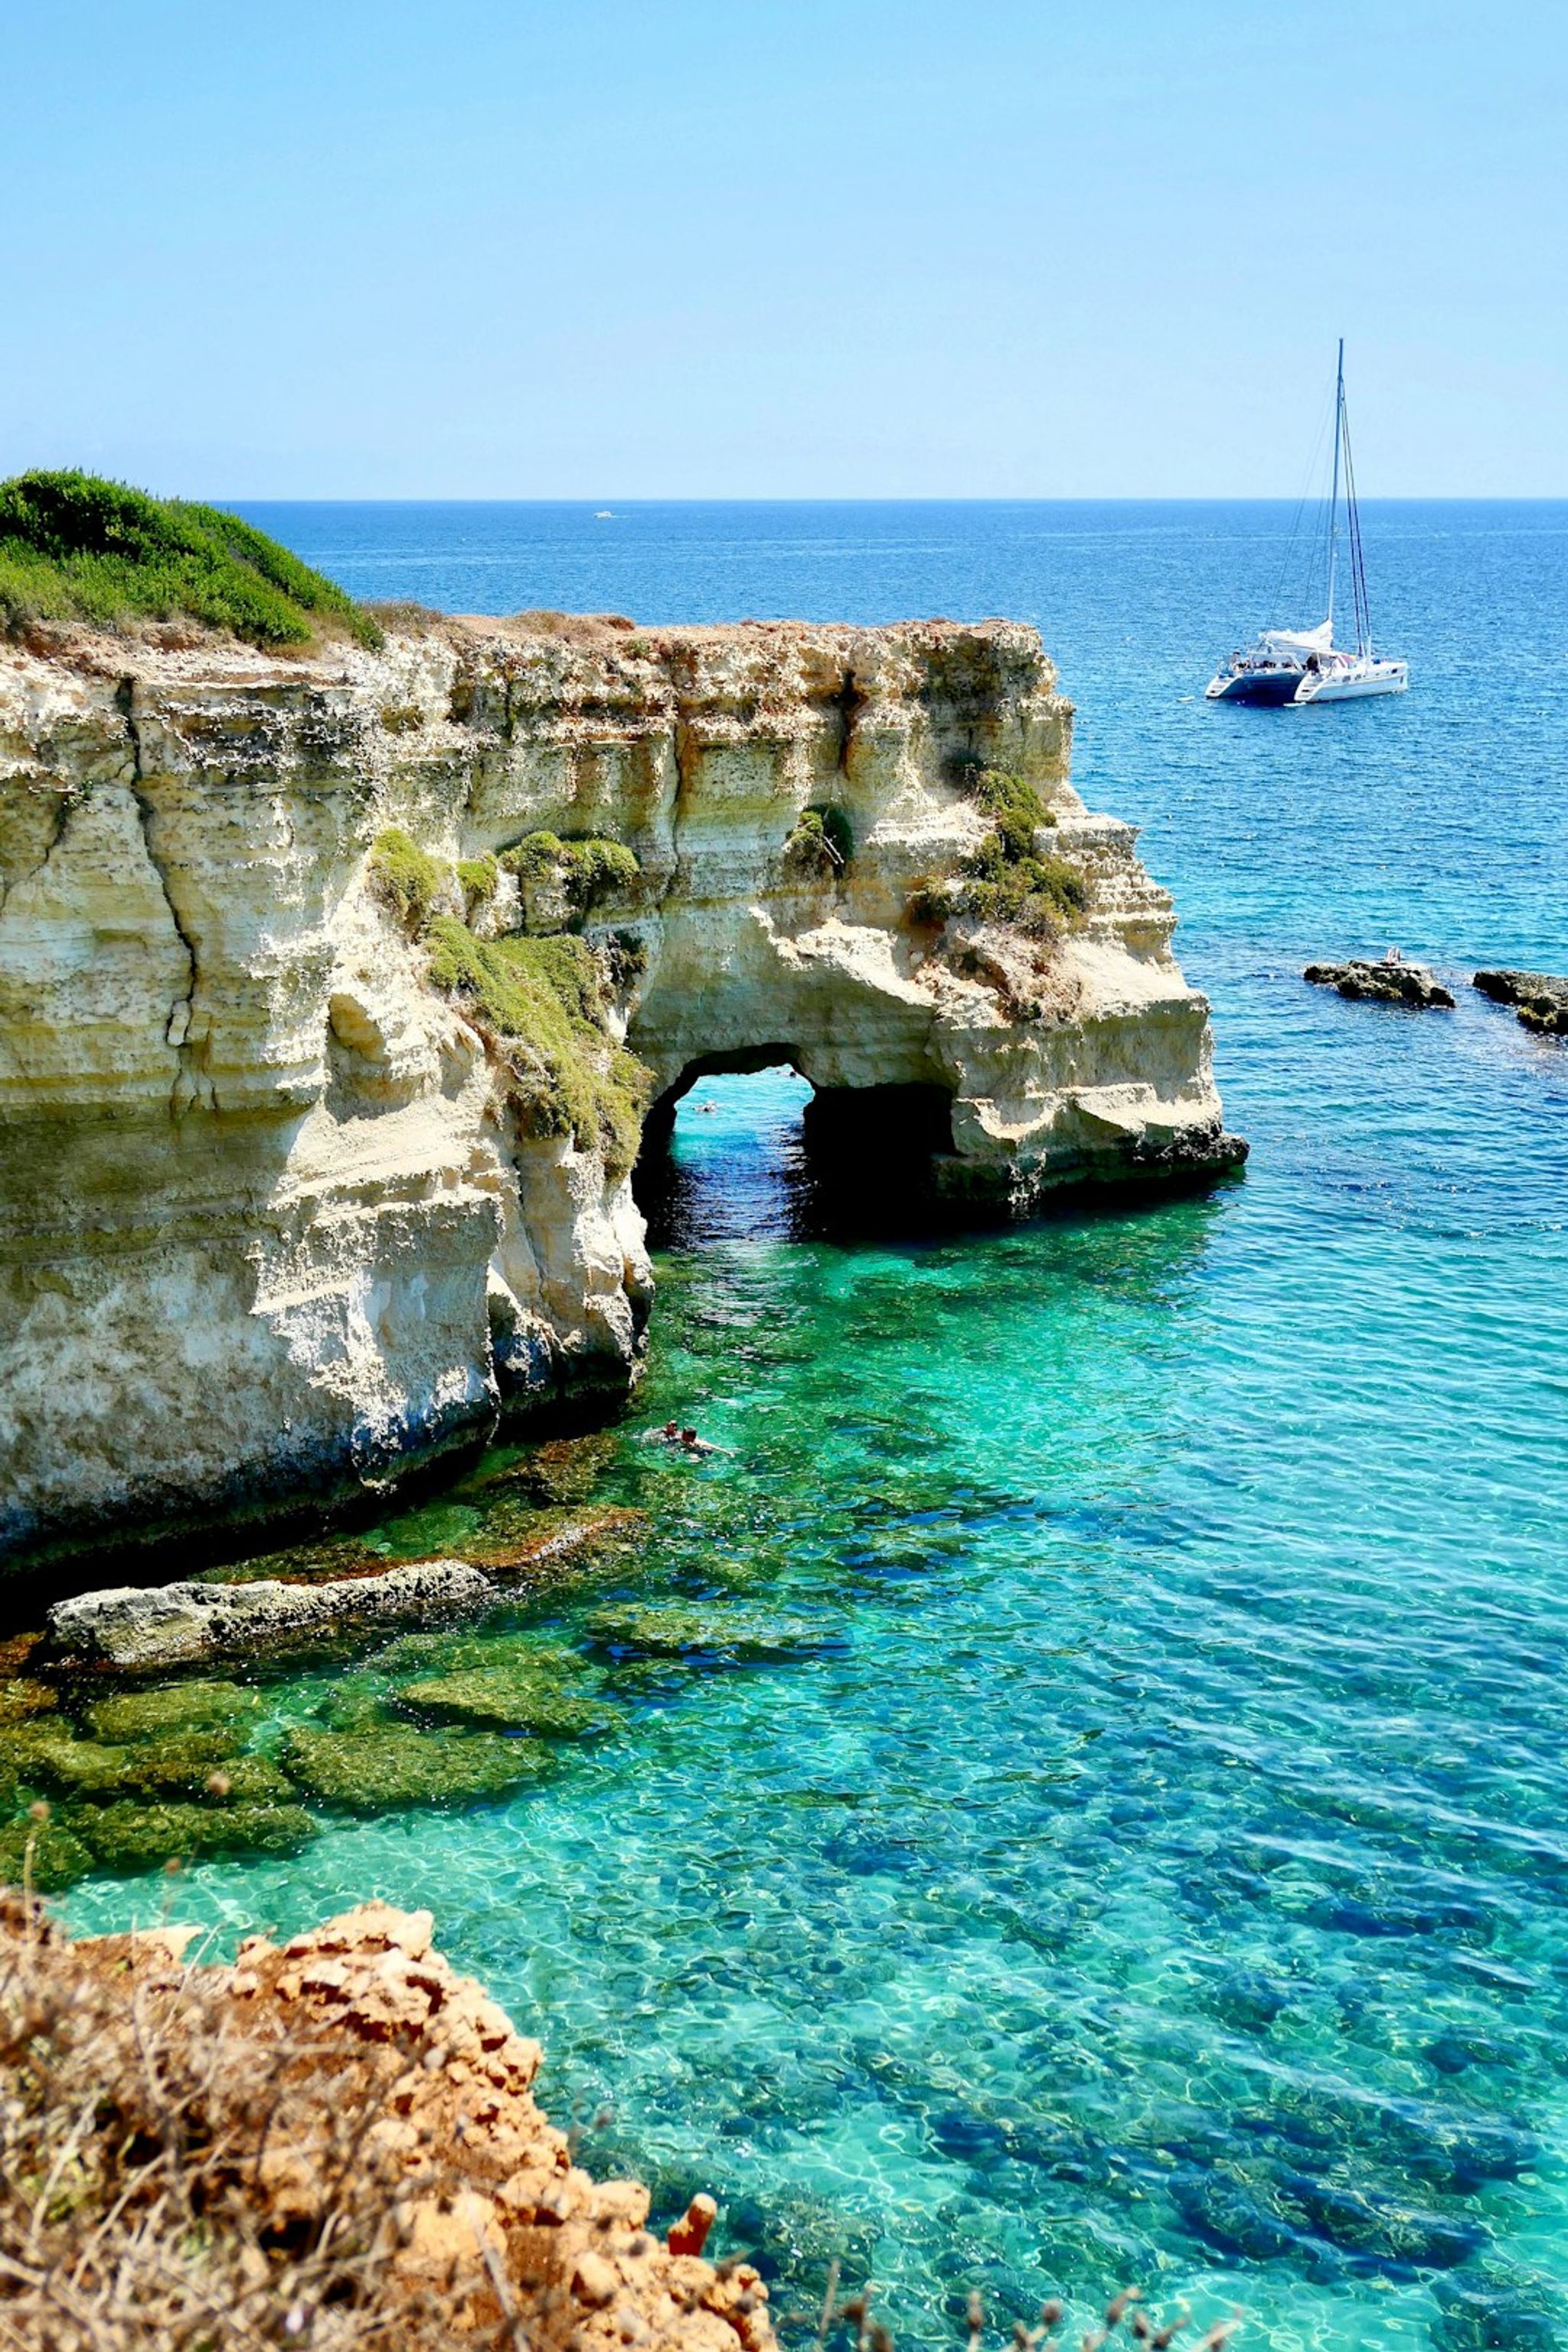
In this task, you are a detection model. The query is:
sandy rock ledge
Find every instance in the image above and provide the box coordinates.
[0,1893,774,2352]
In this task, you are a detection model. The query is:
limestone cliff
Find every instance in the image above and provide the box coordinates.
[0,612,1240,1568]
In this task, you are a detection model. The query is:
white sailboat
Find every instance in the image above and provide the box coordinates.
[1206,342,1409,707]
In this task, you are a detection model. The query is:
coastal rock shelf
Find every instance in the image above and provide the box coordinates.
[1474,968,1568,1036]
[1303,959,1456,1010]
[0,614,1240,1566]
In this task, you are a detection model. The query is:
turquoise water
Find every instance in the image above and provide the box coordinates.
[64,505,1568,2352]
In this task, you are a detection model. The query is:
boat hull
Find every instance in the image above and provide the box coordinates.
[1205,668,1305,706]
[1293,662,1409,704]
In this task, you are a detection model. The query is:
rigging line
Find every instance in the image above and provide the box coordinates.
[1340,405,1371,652]
[1266,381,1334,623]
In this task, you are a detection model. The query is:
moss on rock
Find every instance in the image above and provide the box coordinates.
[501,832,639,932]
[456,853,500,913]
[783,805,853,877]
[910,766,1086,940]
[369,828,451,936]
[0,1677,57,1726]
[88,1681,261,1745]
[281,1722,554,1811]
[70,1799,317,1875]
[398,1668,621,1740]
[21,1731,235,1803]
[0,1815,94,1892]
[584,1604,837,1662]
[425,920,651,1177]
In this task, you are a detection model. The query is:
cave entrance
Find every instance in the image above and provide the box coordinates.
[633,1053,957,1248]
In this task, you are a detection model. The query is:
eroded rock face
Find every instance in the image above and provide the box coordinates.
[4,1896,775,2352]
[0,614,1239,1567]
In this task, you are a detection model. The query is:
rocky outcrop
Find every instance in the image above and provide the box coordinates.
[0,613,1240,1568]
[1304,959,1456,1010]
[1474,969,1568,1036]
[0,1894,775,2352]
[42,1557,491,1668]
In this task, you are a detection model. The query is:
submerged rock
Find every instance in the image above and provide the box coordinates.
[586,1604,841,1662]
[281,1720,554,1811]
[87,1678,260,1743]
[1304,959,1456,1009]
[0,1815,95,1891]
[1474,968,1568,1035]
[399,1662,621,1740]
[69,1798,317,1874]
[44,1559,494,1670]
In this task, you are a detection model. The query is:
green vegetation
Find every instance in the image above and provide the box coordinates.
[456,853,499,913]
[501,830,640,929]
[378,701,425,733]
[369,827,449,933]
[87,1678,260,1743]
[400,1665,620,1740]
[910,766,1088,940]
[70,1799,316,1873]
[281,1720,554,1811]
[784,804,854,876]
[0,470,381,648]
[365,822,650,1174]
[425,919,652,1176]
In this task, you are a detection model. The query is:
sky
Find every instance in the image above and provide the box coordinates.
[4,0,1566,498]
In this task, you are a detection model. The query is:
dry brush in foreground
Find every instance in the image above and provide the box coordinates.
[0,1886,773,2352]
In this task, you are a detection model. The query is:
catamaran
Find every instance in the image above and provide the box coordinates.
[1206,342,1409,707]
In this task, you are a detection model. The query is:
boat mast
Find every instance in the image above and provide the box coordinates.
[1326,336,1344,638]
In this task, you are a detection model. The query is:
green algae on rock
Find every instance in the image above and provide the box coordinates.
[584,1605,842,1663]
[0,1815,93,1892]
[87,1679,262,1744]
[281,1721,554,1811]
[69,1798,317,1874]
[18,1731,237,1803]
[398,1668,622,1740]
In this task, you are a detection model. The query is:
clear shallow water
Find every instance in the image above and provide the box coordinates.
[67,505,1568,2352]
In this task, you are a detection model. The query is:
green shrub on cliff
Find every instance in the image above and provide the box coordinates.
[369,828,450,933]
[425,919,652,1176]
[910,766,1086,940]
[0,470,381,649]
[501,831,640,931]
[784,804,854,877]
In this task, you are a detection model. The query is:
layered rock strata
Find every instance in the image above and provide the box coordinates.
[0,614,1240,1567]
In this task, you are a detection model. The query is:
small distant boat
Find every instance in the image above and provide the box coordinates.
[1207,342,1409,707]
[594,509,616,520]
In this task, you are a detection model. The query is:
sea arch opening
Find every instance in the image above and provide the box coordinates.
[633,1050,958,1247]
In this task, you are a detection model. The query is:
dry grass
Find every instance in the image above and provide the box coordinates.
[0,1889,492,2349]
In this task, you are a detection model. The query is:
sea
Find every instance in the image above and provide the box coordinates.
[65,502,1568,2352]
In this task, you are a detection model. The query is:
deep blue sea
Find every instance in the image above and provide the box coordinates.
[69,504,1568,2352]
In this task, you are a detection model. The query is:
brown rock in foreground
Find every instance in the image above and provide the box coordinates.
[0,1892,773,2352]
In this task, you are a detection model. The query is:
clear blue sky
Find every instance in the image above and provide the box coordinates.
[5,0,1564,498]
